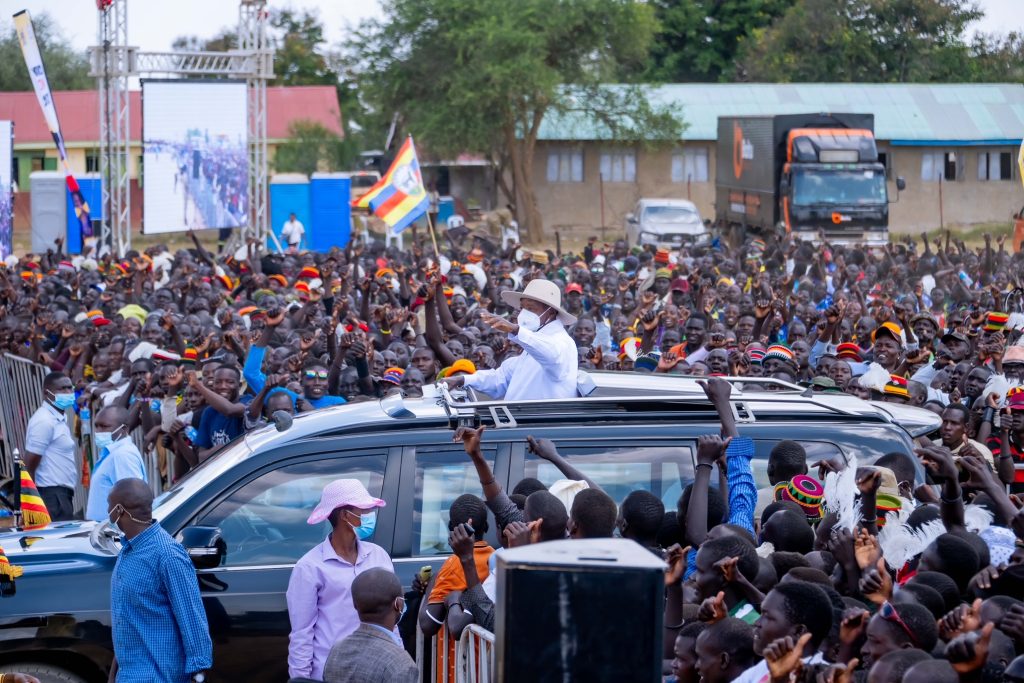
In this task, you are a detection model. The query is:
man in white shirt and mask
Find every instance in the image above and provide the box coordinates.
[281,212,305,253]
[440,279,578,400]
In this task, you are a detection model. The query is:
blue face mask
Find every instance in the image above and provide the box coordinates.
[52,392,76,410]
[348,509,377,541]
[94,431,115,451]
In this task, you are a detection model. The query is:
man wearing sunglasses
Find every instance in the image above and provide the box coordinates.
[860,601,938,670]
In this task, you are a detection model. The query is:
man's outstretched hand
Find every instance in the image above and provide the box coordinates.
[454,425,485,456]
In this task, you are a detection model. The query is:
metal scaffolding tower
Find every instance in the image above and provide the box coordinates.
[90,0,273,256]
[94,0,131,257]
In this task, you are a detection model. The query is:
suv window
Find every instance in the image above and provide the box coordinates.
[195,454,387,567]
[524,443,691,509]
[412,445,496,557]
[749,440,845,489]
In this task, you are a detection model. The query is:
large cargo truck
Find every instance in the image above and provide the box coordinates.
[715,113,904,246]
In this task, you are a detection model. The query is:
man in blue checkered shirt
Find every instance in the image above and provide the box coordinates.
[107,478,212,683]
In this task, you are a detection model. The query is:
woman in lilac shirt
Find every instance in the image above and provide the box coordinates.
[286,479,394,680]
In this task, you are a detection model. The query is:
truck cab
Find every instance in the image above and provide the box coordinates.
[716,114,906,247]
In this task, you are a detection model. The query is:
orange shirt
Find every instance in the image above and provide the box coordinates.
[428,542,494,682]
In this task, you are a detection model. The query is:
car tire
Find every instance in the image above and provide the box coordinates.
[0,664,88,683]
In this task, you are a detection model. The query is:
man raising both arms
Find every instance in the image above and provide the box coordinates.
[440,278,578,400]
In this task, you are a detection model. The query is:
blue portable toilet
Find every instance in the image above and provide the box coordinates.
[269,173,310,253]
[437,196,455,226]
[310,173,351,251]
[65,173,102,255]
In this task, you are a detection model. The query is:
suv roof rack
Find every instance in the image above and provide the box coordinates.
[435,375,871,430]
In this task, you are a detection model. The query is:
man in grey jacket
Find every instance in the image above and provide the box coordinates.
[322,568,417,683]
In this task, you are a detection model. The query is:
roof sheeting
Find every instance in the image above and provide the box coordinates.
[0,85,343,146]
[538,83,1024,144]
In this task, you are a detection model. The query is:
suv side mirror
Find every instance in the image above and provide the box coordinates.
[626,213,636,223]
[895,176,906,192]
[272,409,293,432]
[179,526,226,570]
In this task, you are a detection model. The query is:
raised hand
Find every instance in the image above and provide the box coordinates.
[858,557,892,605]
[853,528,880,570]
[696,434,732,468]
[448,519,476,561]
[697,591,727,624]
[763,632,812,682]
[915,444,959,483]
[526,435,559,461]
[454,425,486,455]
[946,622,994,675]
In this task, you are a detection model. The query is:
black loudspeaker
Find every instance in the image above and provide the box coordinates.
[495,538,666,683]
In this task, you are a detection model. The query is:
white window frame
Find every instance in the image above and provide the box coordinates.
[671,147,709,183]
[546,148,584,183]
[599,149,636,183]
[921,151,959,182]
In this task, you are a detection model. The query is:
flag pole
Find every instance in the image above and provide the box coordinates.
[425,212,442,261]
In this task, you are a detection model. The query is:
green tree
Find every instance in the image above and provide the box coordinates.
[647,0,796,82]
[0,13,91,91]
[737,0,984,82]
[269,9,336,86]
[348,0,684,243]
[171,28,237,53]
[272,120,345,175]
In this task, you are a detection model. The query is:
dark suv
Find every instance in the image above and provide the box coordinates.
[0,374,936,682]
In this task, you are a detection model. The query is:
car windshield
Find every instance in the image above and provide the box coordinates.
[152,437,251,518]
[642,206,698,223]
[792,168,887,206]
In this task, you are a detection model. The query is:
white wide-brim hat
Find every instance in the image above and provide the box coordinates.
[500,278,577,326]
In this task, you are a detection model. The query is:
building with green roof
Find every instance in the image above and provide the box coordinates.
[533,83,1024,235]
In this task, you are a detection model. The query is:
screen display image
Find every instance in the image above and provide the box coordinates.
[142,81,248,234]
[0,120,12,259]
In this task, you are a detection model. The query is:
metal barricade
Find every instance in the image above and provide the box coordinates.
[416,625,495,683]
[457,624,495,683]
[0,353,48,481]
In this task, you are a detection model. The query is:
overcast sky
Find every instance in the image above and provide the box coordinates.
[1,0,1020,55]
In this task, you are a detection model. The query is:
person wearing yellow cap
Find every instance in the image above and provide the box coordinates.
[439,279,578,400]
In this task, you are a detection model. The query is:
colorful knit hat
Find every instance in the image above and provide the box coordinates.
[654,249,671,265]
[19,465,50,530]
[381,367,404,385]
[777,474,824,524]
[182,347,199,366]
[238,305,258,317]
[985,312,1010,332]
[375,268,396,279]
[1006,387,1024,410]
[294,281,311,298]
[764,344,795,364]
[836,343,863,362]
[298,266,320,280]
[655,268,672,280]
[884,374,909,399]
[268,274,288,288]
[746,344,767,364]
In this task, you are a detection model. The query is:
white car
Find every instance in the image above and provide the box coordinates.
[625,198,709,247]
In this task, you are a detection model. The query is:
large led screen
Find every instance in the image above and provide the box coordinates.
[142,81,248,234]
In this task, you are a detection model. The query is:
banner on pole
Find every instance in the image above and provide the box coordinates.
[0,121,11,260]
[13,10,93,245]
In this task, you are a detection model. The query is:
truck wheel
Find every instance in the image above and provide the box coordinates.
[0,664,88,683]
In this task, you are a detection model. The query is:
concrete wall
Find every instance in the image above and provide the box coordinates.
[532,140,1023,237]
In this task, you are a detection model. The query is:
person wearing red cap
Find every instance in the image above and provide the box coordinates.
[989,388,1024,489]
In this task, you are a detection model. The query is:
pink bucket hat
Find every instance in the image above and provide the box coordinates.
[307,479,386,525]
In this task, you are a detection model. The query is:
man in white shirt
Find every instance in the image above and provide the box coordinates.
[86,406,147,521]
[281,212,305,253]
[440,279,578,401]
[24,372,80,521]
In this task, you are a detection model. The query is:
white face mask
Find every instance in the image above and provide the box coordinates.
[517,309,542,332]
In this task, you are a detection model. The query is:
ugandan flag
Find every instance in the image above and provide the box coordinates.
[0,544,23,581]
[19,468,50,530]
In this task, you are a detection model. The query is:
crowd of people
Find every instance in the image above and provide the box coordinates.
[2,222,1024,682]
